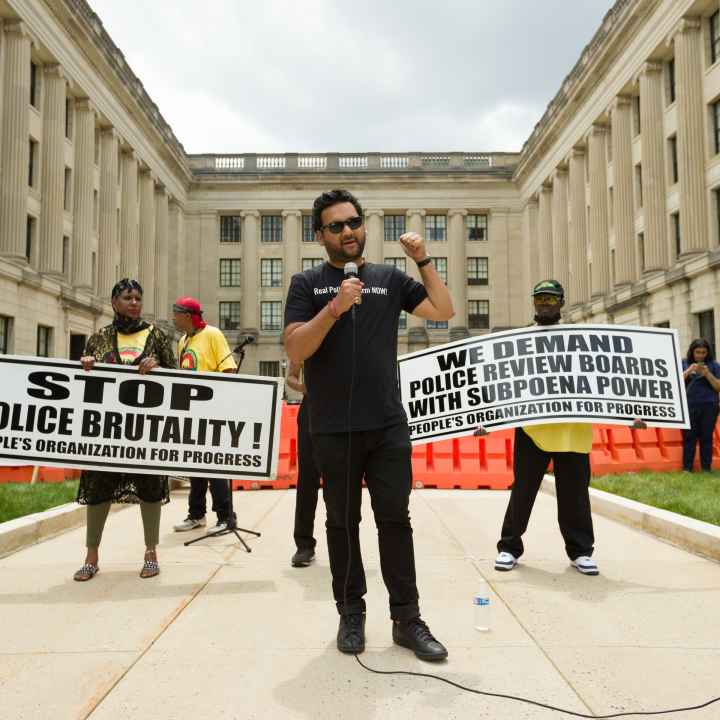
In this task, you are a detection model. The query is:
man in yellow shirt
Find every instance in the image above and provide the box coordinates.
[495,280,598,576]
[171,297,237,533]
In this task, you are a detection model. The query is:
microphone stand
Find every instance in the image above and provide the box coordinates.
[184,341,261,553]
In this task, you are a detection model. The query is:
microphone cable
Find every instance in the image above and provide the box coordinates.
[341,303,720,718]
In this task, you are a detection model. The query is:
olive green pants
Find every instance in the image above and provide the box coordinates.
[85,501,161,549]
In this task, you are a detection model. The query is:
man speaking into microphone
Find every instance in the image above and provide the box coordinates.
[284,189,453,661]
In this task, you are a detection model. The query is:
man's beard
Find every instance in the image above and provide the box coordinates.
[326,236,366,264]
[534,311,561,326]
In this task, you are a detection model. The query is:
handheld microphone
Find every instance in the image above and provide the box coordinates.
[344,262,361,306]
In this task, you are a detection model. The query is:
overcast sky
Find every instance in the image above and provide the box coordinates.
[88,1,615,155]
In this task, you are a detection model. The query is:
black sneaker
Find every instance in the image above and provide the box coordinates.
[291,548,315,567]
[337,613,366,654]
[393,618,448,661]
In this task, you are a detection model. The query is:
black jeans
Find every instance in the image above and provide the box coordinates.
[683,404,719,471]
[294,402,322,550]
[188,477,233,522]
[312,422,420,621]
[497,428,594,561]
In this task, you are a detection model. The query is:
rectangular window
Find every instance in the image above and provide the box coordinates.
[667,58,676,104]
[426,319,448,330]
[669,136,678,184]
[635,164,643,208]
[671,212,681,258]
[633,96,641,136]
[260,301,282,331]
[26,216,35,262]
[259,361,281,377]
[28,139,38,187]
[64,168,72,211]
[466,214,488,241]
[0,316,10,354]
[638,232,645,271]
[36,325,52,357]
[302,215,314,243]
[398,311,407,330]
[219,258,241,287]
[715,188,720,246]
[260,258,283,287]
[713,100,720,155]
[697,309,716,358]
[220,215,241,242]
[30,62,38,108]
[65,98,73,140]
[384,215,406,242]
[434,257,448,284]
[301,258,324,271]
[384,256,407,273]
[425,214,446,242]
[62,236,70,275]
[469,300,490,329]
[467,257,489,285]
[219,301,241,331]
[711,11,720,65]
[261,215,283,243]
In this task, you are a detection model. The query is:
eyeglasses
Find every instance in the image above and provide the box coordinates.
[533,294,562,305]
[320,216,363,234]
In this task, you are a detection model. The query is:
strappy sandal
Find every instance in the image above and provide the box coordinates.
[73,563,99,582]
[140,550,160,579]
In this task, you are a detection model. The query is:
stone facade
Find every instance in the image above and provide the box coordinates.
[1,0,720,393]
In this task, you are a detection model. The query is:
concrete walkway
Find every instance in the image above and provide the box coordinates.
[1,489,720,720]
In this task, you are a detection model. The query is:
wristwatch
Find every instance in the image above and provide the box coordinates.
[416,256,432,268]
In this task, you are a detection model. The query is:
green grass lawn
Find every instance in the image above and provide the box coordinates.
[591,471,720,526]
[0,481,78,524]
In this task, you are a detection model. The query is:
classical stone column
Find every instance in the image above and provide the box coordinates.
[588,124,610,296]
[154,186,168,320]
[537,184,553,279]
[242,210,259,334]
[551,169,569,290]
[610,96,636,285]
[364,209,384,264]
[39,64,67,275]
[568,148,590,304]
[0,21,32,259]
[671,17,707,253]
[447,209,467,332]
[137,169,156,315]
[524,197,539,299]
[282,210,301,297]
[638,62,668,271]
[98,127,119,298]
[71,99,96,289]
[168,199,185,303]
[405,208,427,346]
[119,149,139,279]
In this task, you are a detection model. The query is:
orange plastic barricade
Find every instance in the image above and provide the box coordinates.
[0,466,80,483]
[604,426,640,472]
[632,428,670,472]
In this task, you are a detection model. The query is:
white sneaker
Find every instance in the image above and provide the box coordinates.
[494,551,517,571]
[571,556,599,576]
[212,520,228,533]
[173,516,206,532]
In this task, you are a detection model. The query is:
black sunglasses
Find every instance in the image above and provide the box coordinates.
[320,216,363,234]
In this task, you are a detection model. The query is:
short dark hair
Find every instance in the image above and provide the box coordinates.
[111,278,143,300]
[687,338,714,364]
[312,189,363,232]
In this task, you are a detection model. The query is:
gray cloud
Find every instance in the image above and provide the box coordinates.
[88,0,615,153]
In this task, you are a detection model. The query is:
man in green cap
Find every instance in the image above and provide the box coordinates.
[494,279,599,576]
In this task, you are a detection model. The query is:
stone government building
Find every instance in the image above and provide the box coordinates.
[1,0,719,385]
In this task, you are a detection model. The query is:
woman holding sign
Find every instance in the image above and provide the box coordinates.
[682,339,720,472]
[73,279,177,582]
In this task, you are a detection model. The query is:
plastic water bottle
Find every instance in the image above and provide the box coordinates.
[473,579,491,632]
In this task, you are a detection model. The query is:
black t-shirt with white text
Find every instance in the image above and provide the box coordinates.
[284,262,428,433]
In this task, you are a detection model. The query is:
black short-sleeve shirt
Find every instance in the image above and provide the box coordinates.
[284,261,428,433]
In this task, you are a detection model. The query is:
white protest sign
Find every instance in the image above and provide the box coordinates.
[398,324,689,444]
[0,356,283,479]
